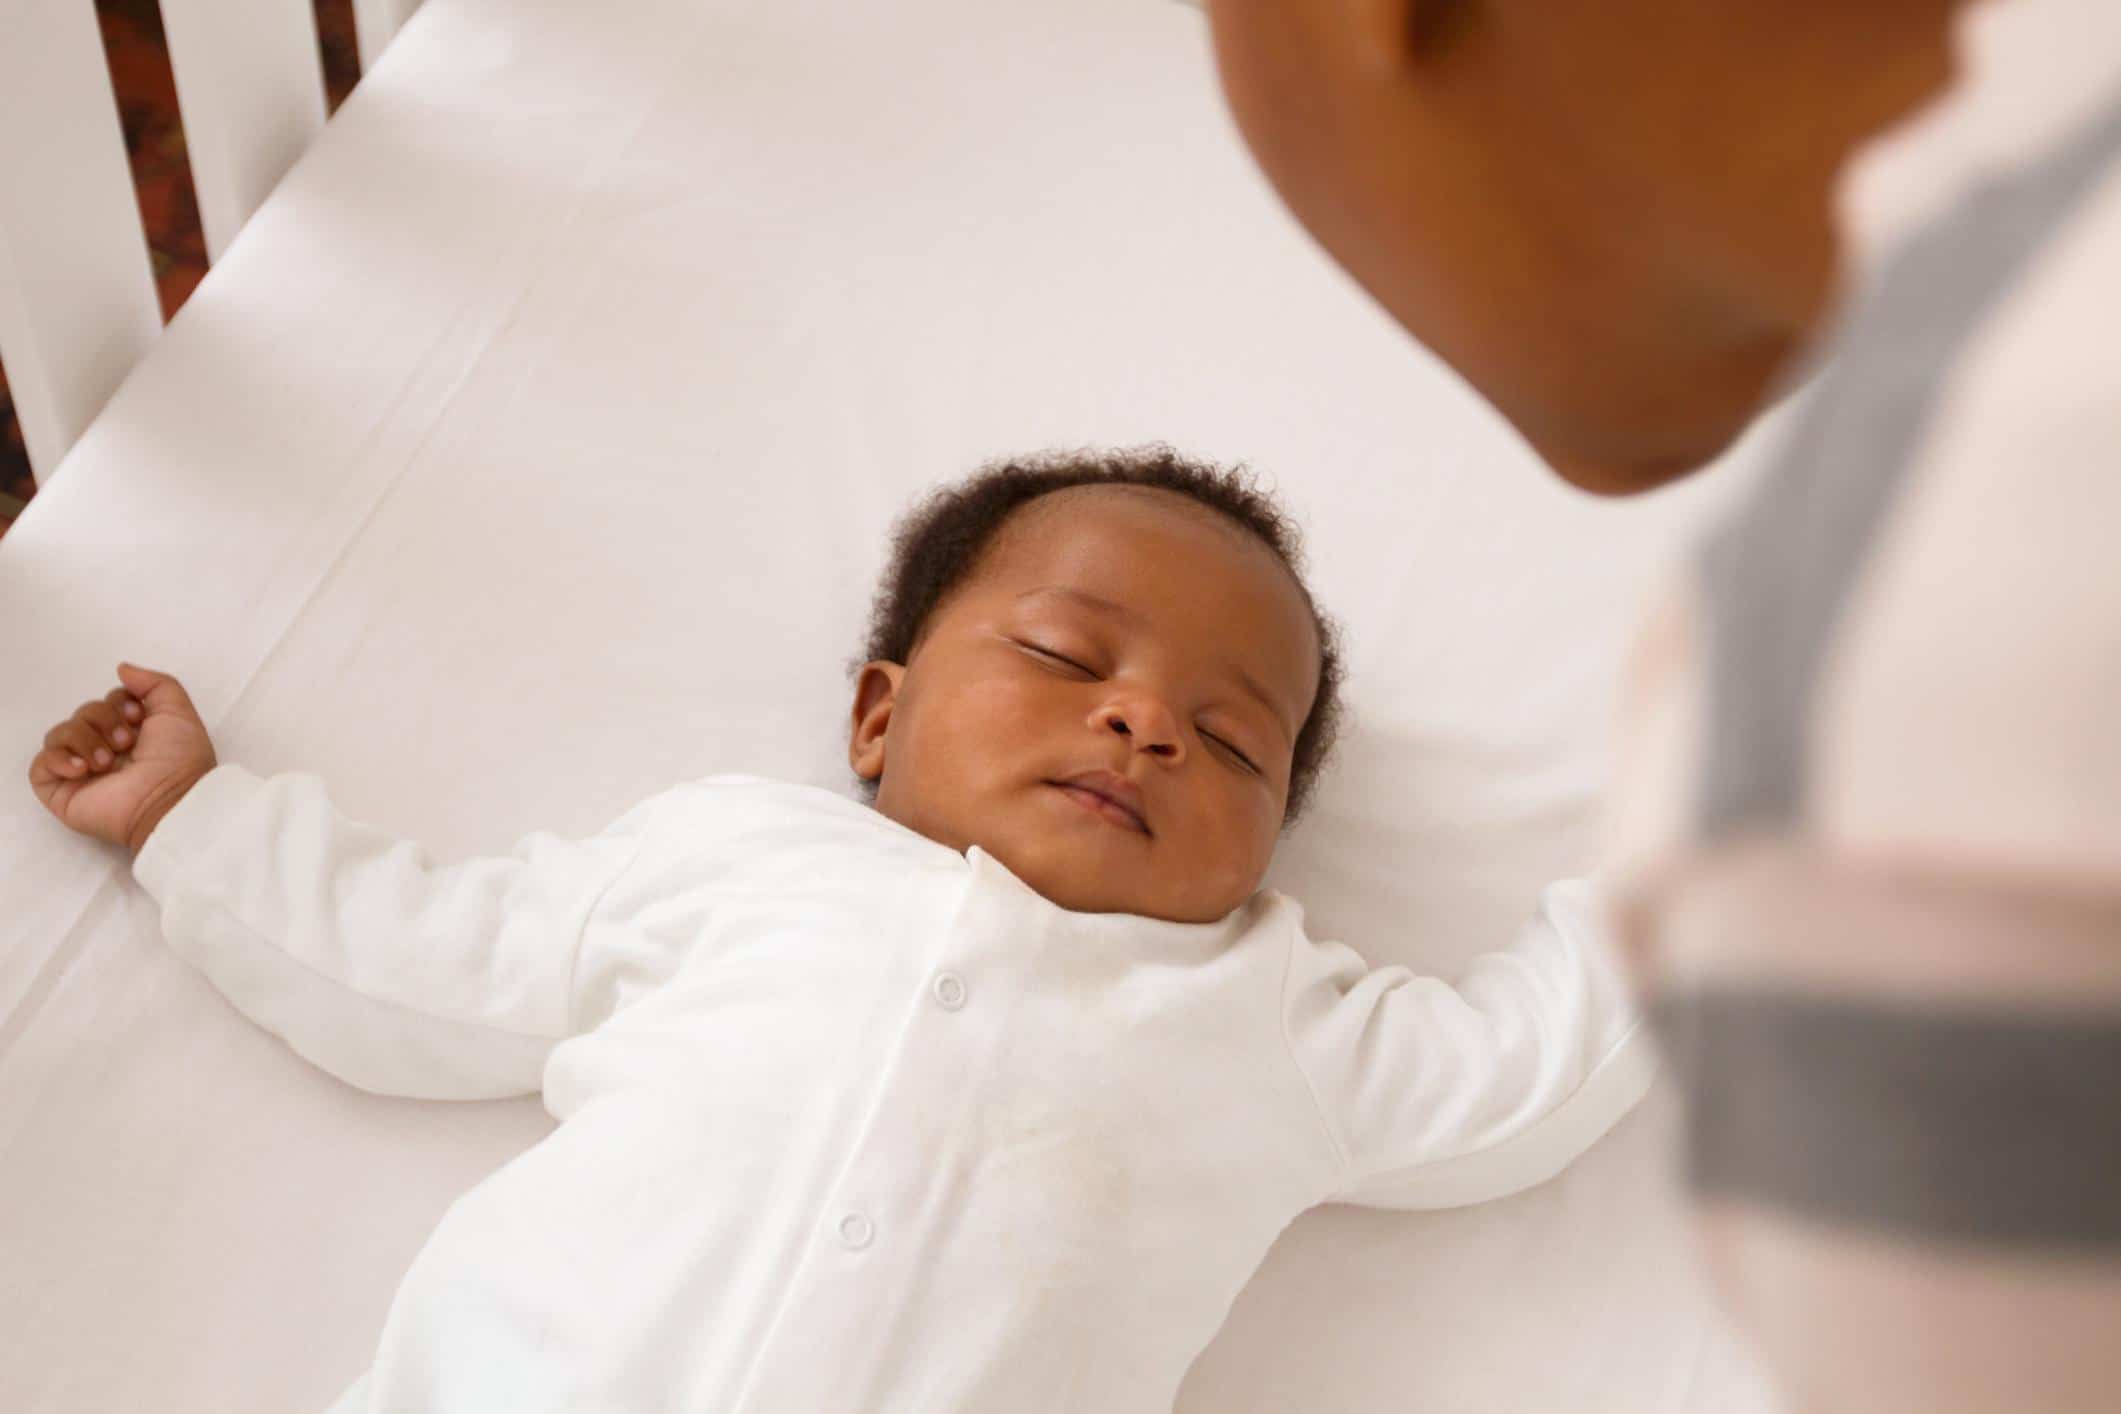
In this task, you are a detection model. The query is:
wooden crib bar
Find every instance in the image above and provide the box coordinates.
[160,0,330,266]
[352,0,424,75]
[0,0,164,488]
[0,0,423,490]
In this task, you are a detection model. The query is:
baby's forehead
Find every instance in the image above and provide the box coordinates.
[980,487,1321,677]
[996,484,1292,586]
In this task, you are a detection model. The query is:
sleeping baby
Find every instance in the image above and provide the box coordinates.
[29,445,1650,1412]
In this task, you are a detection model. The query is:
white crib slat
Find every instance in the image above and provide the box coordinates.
[0,0,163,488]
[352,0,424,74]
[159,0,329,265]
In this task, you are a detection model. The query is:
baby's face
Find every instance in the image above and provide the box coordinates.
[849,485,1321,924]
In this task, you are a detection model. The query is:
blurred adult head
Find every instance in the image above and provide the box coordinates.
[1202,0,1965,493]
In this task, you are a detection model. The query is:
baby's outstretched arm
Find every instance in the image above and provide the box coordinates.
[1285,880,1655,1210]
[32,664,666,1101]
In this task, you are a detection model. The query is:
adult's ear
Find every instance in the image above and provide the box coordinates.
[847,660,905,781]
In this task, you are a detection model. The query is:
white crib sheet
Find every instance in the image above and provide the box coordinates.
[0,0,1786,1408]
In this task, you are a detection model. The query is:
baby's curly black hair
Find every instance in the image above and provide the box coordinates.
[847,444,1347,827]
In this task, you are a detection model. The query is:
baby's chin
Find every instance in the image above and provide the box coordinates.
[877,785,1260,923]
[985,836,1254,926]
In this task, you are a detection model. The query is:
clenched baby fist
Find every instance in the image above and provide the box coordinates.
[30,662,218,853]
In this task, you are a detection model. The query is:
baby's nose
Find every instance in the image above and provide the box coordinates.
[1099,701,1181,757]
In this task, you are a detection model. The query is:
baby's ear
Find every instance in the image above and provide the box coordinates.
[848,661,905,780]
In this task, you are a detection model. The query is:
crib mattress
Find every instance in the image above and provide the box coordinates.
[0,0,1785,1408]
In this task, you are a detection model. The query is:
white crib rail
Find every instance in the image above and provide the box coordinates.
[0,0,163,489]
[352,0,422,75]
[0,0,422,490]
[160,0,330,265]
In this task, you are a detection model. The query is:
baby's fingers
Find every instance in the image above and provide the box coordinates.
[43,718,110,771]
[34,744,88,779]
[29,747,80,781]
[76,699,132,756]
[105,686,144,727]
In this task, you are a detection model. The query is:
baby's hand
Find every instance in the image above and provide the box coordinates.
[29,663,218,852]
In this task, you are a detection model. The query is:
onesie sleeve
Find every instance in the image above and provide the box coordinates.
[131,763,675,1101]
[1284,879,1657,1210]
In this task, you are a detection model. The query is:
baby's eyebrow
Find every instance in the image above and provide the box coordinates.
[1016,584,1146,626]
[1014,585,1294,747]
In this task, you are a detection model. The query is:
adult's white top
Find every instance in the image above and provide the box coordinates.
[132,765,1649,1413]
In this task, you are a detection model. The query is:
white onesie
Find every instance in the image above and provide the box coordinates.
[132,764,1652,1413]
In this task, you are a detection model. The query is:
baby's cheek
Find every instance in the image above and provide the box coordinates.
[902,678,1003,757]
[1196,799,1273,909]
[947,676,1050,740]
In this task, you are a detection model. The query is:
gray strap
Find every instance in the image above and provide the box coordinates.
[1654,991,2121,1249]
[1694,85,2121,839]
